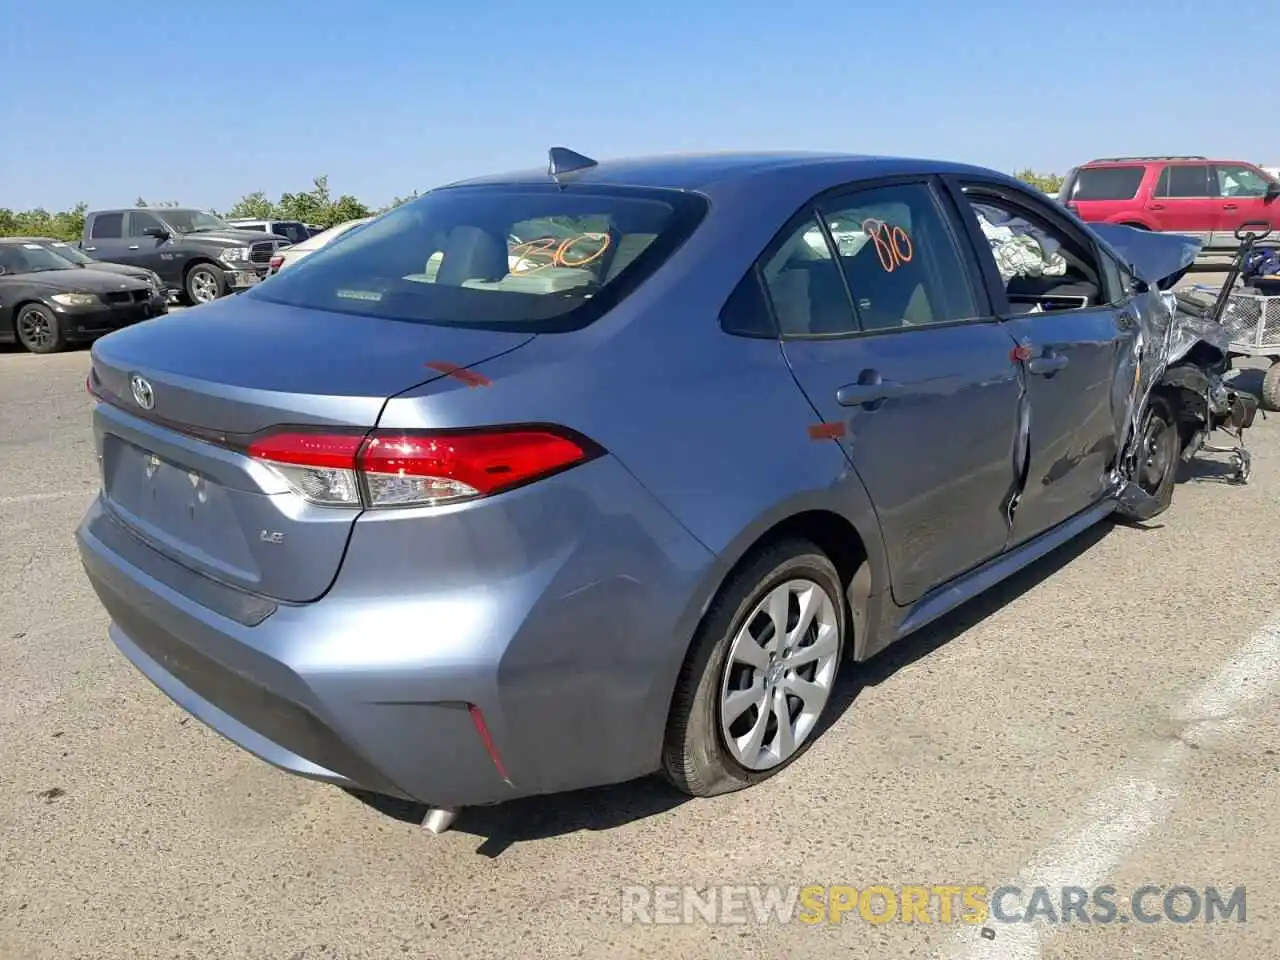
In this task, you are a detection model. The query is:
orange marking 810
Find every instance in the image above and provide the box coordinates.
[511,232,612,273]
[862,220,913,273]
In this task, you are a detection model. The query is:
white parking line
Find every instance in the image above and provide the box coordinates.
[937,616,1280,959]
[0,489,94,507]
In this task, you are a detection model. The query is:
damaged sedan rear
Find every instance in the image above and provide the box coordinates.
[75,150,1252,831]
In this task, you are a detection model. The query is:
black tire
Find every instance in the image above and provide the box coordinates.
[14,303,66,354]
[662,538,848,797]
[1261,361,1280,412]
[1133,393,1179,517]
[183,263,227,306]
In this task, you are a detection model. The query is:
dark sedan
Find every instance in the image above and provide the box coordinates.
[0,241,166,354]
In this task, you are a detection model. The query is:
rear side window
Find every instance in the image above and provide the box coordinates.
[1154,164,1213,198]
[720,269,777,338]
[250,184,708,333]
[90,213,123,239]
[1069,166,1145,201]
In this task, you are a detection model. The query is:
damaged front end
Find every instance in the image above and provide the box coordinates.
[1091,224,1257,521]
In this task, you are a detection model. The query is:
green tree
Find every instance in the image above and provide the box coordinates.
[226,191,277,220]
[1014,169,1065,194]
[380,190,421,212]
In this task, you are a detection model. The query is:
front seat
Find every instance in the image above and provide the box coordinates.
[435,226,509,286]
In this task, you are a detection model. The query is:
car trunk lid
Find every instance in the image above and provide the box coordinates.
[88,296,533,603]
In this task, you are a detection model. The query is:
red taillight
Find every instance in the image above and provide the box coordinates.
[246,426,598,509]
[268,255,284,271]
[248,431,363,469]
[86,370,99,398]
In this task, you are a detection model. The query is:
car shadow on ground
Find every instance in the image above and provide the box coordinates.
[348,522,1116,857]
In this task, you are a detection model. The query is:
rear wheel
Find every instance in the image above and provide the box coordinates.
[184,264,226,305]
[14,303,66,354]
[663,539,847,797]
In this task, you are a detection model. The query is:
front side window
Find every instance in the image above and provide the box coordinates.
[1216,164,1272,198]
[127,212,164,237]
[1154,164,1213,198]
[817,182,979,331]
[962,190,1105,311]
[249,184,707,332]
[158,209,231,233]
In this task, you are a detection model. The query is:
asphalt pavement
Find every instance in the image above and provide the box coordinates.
[3,298,1280,959]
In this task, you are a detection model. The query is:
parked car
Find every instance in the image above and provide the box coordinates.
[1059,155,1280,258]
[224,218,312,245]
[77,148,1197,830]
[12,236,166,295]
[264,217,373,275]
[80,208,291,305]
[0,239,163,353]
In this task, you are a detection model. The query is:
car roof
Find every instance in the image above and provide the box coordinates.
[0,236,58,243]
[93,207,203,215]
[442,150,1023,198]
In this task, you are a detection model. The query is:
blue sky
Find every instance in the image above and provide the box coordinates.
[0,0,1264,212]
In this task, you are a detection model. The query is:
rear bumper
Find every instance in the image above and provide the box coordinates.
[75,455,714,808]
[78,500,513,805]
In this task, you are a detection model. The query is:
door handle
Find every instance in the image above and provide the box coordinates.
[83,246,96,252]
[1027,354,1069,376]
[1223,203,1239,211]
[837,369,904,410]
[127,244,140,250]
[1148,203,1165,210]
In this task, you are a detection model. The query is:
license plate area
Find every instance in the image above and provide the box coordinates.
[101,435,257,581]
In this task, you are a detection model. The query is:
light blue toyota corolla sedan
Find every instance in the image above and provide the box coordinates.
[77,148,1191,832]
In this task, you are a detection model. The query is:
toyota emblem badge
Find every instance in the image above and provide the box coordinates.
[130,374,155,411]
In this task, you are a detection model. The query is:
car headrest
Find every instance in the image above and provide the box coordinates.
[436,226,508,286]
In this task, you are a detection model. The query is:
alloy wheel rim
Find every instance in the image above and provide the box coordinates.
[191,271,218,302]
[719,578,840,771]
[17,310,51,348]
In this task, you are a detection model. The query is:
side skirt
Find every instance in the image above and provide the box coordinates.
[890,497,1117,644]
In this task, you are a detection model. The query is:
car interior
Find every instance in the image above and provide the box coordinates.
[406,216,661,297]
[762,207,940,336]
[967,197,1104,313]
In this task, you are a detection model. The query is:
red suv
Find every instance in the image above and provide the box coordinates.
[1059,155,1280,258]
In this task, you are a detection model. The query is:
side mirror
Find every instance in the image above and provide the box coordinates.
[143,226,170,239]
[1266,181,1280,202]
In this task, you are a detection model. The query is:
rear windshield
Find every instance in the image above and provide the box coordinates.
[247,183,708,332]
[1068,166,1145,201]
